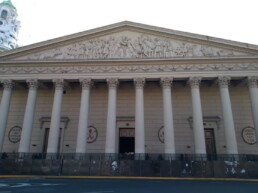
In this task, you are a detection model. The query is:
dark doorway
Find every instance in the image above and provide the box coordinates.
[205,128,217,160]
[119,128,135,154]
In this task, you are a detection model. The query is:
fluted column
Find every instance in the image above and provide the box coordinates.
[105,78,119,154]
[247,76,258,146]
[0,80,14,152]
[47,79,64,154]
[160,77,175,154]
[76,79,93,154]
[189,77,206,154]
[134,78,145,155]
[18,79,38,153]
[218,76,238,154]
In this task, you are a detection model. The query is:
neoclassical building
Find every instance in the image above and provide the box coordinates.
[0,21,258,158]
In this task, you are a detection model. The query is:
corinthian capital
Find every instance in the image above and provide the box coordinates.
[26,79,38,90]
[80,78,93,89]
[160,77,173,88]
[107,78,119,88]
[1,80,14,90]
[188,77,201,88]
[134,78,145,89]
[53,79,64,90]
[247,76,258,88]
[218,76,231,88]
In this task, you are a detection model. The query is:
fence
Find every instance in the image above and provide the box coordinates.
[1,153,258,178]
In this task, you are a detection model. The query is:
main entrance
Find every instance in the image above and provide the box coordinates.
[119,128,135,154]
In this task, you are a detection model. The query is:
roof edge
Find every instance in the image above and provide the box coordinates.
[1,21,258,58]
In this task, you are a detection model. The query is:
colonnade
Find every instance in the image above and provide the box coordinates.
[0,76,258,155]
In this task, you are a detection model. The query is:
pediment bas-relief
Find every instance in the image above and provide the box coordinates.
[15,31,249,60]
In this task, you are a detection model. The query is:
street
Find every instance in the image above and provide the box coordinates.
[0,177,257,193]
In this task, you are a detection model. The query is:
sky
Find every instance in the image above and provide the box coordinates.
[9,0,258,46]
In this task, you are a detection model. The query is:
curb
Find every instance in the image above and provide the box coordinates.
[0,175,258,182]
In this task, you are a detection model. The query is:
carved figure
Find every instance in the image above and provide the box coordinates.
[21,33,239,60]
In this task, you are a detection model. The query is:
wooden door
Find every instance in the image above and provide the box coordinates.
[204,128,216,156]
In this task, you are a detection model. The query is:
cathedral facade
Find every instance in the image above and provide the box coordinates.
[0,21,258,159]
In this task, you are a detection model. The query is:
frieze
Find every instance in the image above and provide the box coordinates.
[1,63,258,75]
[16,32,247,60]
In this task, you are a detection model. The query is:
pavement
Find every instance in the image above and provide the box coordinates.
[0,176,258,193]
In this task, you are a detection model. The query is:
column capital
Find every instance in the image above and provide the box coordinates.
[26,79,38,90]
[160,77,173,88]
[247,76,258,88]
[134,78,145,89]
[106,78,119,88]
[80,78,93,89]
[1,80,14,90]
[53,79,64,90]
[218,76,231,88]
[188,77,201,88]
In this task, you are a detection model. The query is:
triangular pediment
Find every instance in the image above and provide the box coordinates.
[1,21,258,61]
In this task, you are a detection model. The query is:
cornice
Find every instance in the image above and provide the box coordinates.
[1,55,258,66]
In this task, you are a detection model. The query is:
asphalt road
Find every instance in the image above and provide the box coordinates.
[0,178,257,193]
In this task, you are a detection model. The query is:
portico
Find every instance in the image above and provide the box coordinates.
[0,75,257,157]
[0,21,258,158]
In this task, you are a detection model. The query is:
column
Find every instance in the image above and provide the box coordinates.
[105,78,119,154]
[247,77,258,147]
[189,77,206,155]
[0,80,14,152]
[218,76,238,154]
[160,77,176,154]
[18,79,38,153]
[134,78,145,156]
[47,79,64,154]
[76,79,92,154]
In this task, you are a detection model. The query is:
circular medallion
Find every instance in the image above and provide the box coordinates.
[87,126,98,143]
[242,126,257,145]
[8,126,22,143]
[158,126,164,143]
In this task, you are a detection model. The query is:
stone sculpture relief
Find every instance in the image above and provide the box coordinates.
[20,33,244,60]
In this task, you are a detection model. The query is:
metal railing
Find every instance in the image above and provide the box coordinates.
[2,152,258,161]
[1,153,258,178]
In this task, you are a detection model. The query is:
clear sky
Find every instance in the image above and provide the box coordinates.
[10,0,258,46]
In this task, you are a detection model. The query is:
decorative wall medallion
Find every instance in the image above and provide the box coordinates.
[8,126,22,143]
[158,126,164,143]
[87,126,98,143]
[242,126,257,145]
